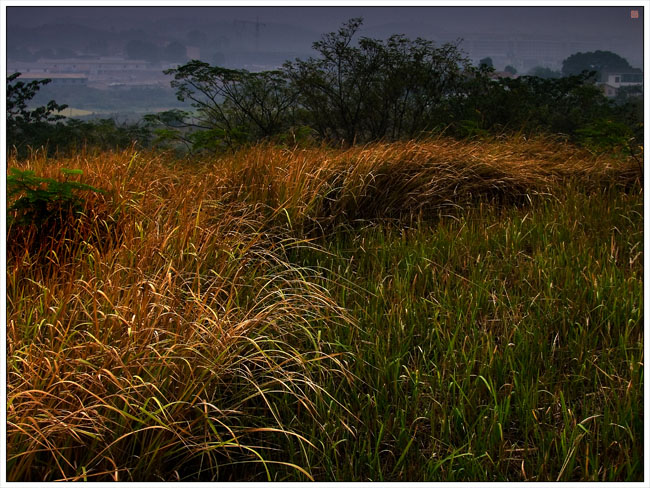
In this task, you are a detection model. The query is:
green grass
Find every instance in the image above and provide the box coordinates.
[282,183,643,481]
[6,138,643,481]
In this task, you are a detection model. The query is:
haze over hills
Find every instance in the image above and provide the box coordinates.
[7,5,644,68]
[6,5,643,119]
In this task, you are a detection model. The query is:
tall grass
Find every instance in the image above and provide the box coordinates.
[286,183,643,481]
[6,136,642,481]
[7,148,354,481]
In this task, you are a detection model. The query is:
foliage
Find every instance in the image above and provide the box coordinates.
[61,118,152,151]
[6,140,642,481]
[610,94,644,146]
[7,73,153,158]
[6,20,644,156]
[574,118,634,152]
[479,56,494,68]
[561,50,639,80]
[7,167,106,248]
[156,19,481,151]
[154,19,639,152]
[155,61,298,152]
[454,117,491,139]
[7,72,68,153]
[614,84,644,102]
[284,18,473,144]
[450,70,612,138]
[575,118,643,175]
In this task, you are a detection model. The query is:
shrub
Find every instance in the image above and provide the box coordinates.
[7,167,107,250]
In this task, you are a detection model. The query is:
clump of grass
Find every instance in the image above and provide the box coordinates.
[6,165,116,260]
[7,148,354,481]
[6,136,643,481]
[286,180,643,481]
[198,135,640,233]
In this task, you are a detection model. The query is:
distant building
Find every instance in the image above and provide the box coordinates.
[8,58,153,76]
[16,72,88,86]
[602,72,643,88]
[598,71,643,97]
[7,57,172,88]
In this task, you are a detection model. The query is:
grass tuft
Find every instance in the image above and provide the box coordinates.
[7,136,642,481]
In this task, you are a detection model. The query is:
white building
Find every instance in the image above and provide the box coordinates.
[602,72,643,88]
[599,71,643,97]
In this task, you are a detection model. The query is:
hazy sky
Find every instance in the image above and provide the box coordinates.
[6,5,644,37]
[5,4,645,68]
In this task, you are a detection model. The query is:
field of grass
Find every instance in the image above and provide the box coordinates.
[6,136,643,481]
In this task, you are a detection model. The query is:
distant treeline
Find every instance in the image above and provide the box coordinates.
[7,18,643,158]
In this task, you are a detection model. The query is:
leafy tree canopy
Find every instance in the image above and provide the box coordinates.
[7,72,151,158]
[479,57,494,69]
[7,72,67,147]
[284,17,473,143]
[561,50,638,80]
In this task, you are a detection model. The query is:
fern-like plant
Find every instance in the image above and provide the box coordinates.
[7,167,105,229]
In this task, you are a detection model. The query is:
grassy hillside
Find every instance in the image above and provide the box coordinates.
[6,137,643,481]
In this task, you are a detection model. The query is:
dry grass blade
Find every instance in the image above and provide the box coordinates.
[6,136,641,481]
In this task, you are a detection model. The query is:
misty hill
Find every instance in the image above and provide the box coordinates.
[7,19,318,66]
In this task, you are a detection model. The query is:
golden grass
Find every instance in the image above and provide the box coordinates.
[6,136,640,481]
[202,135,639,230]
[7,148,355,481]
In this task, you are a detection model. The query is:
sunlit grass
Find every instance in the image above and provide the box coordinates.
[6,136,642,481]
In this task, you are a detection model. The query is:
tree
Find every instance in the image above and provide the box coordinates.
[561,50,637,80]
[281,18,364,143]
[152,18,639,150]
[154,60,298,152]
[7,72,67,154]
[283,18,473,143]
[455,70,612,137]
[504,65,517,75]
[479,57,494,69]
[7,73,152,157]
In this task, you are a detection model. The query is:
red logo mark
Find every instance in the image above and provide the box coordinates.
[631,10,639,19]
